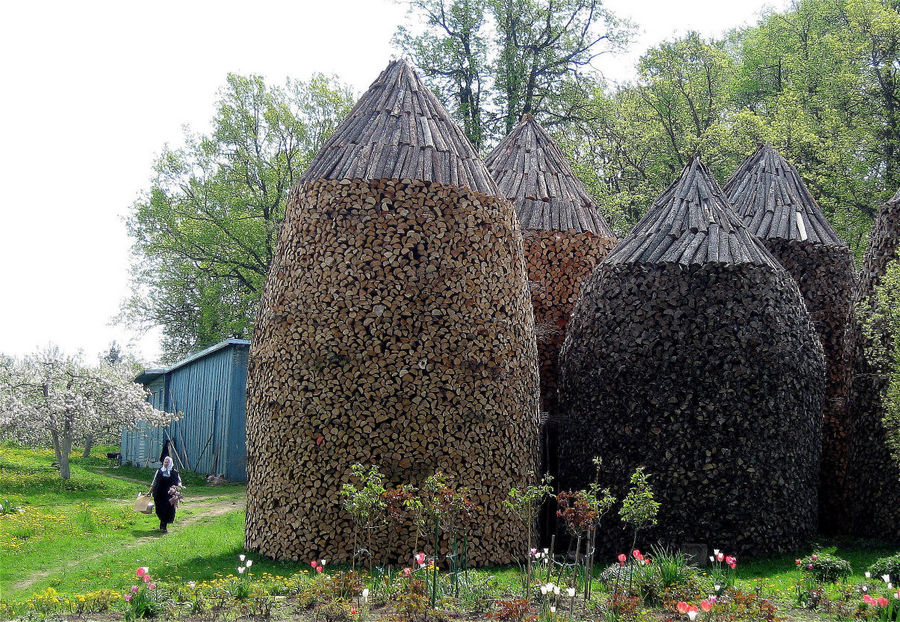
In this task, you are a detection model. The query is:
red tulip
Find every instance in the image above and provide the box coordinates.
[877,597,889,608]
[310,560,317,568]
[676,601,689,614]
[316,565,323,573]
[632,549,643,561]
[700,600,712,612]
[863,594,875,605]
[716,552,724,562]
[316,436,324,446]
[351,609,357,615]
[618,553,627,563]
[795,558,801,566]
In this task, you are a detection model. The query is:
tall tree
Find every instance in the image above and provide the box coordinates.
[393,0,632,147]
[121,74,354,362]
[393,0,490,149]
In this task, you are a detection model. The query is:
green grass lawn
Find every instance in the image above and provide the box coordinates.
[1,443,897,621]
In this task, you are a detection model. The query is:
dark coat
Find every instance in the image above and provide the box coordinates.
[150,468,182,524]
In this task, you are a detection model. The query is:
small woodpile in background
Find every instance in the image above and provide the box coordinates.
[724,144,855,535]
[558,158,825,556]
[846,186,900,540]
[244,59,540,565]
[485,114,616,500]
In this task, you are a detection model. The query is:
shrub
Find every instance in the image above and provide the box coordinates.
[870,553,900,584]
[799,552,852,583]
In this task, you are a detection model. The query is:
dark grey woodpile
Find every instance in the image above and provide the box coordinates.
[846,187,900,541]
[558,159,825,556]
[244,59,540,565]
[725,144,855,535]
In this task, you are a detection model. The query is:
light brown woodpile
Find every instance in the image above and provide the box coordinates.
[244,60,540,565]
[846,187,900,540]
[485,116,617,511]
[724,144,855,535]
[559,159,825,556]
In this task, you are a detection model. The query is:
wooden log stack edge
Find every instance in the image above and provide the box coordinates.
[724,145,855,534]
[846,187,900,540]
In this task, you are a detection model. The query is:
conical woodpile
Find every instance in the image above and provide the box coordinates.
[846,187,900,540]
[558,159,825,556]
[485,115,616,487]
[244,59,540,565]
[724,144,855,535]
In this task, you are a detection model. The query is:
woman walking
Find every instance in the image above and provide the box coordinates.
[149,456,183,532]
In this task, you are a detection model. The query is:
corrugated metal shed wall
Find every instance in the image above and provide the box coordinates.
[120,341,248,481]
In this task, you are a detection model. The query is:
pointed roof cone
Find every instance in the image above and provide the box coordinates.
[299,59,498,196]
[724,144,845,247]
[891,186,900,205]
[485,114,613,236]
[605,158,778,267]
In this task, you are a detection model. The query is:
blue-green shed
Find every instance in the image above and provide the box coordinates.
[121,339,250,481]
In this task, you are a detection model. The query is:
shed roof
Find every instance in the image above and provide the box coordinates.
[135,339,250,385]
[605,158,778,267]
[485,114,613,236]
[724,144,845,247]
[299,59,498,196]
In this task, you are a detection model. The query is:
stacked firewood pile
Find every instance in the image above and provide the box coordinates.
[244,59,540,565]
[558,159,825,556]
[486,115,616,421]
[724,145,855,534]
[846,187,900,540]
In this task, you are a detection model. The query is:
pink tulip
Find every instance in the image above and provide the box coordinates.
[143,575,151,582]
[632,549,643,561]
[716,552,724,562]
[415,552,426,566]
[617,553,626,563]
[403,567,411,576]
[149,583,156,590]
[808,564,814,570]
[877,597,889,608]
[811,555,818,561]
[316,565,323,573]
[131,586,139,593]
[310,560,317,568]
[864,595,875,605]
[125,594,132,602]
[136,567,148,578]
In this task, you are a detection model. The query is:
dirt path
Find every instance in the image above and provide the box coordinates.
[13,496,246,592]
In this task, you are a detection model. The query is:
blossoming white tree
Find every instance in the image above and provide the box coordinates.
[0,346,175,479]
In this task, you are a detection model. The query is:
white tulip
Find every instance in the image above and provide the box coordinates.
[866,572,872,579]
[246,559,253,568]
[239,554,246,562]
[238,567,245,574]
[550,606,557,613]
[362,588,369,602]
[688,611,698,621]
[883,575,891,583]
[567,587,576,597]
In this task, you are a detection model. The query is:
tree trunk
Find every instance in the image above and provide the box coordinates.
[82,435,94,458]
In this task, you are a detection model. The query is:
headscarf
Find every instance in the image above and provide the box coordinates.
[160,456,174,476]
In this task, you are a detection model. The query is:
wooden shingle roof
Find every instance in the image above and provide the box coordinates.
[724,144,845,247]
[605,158,778,267]
[299,59,498,196]
[485,114,613,236]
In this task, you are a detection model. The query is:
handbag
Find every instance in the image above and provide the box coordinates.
[134,493,155,514]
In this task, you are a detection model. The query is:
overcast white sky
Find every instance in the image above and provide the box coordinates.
[0,0,787,366]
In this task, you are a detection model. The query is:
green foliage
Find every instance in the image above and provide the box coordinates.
[867,260,900,467]
[340,464,388,569]
[618,467,660,534]
[394,0,632,147]
[870,552,900,583]
[800,552,853,583]
[122,73,354,361]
